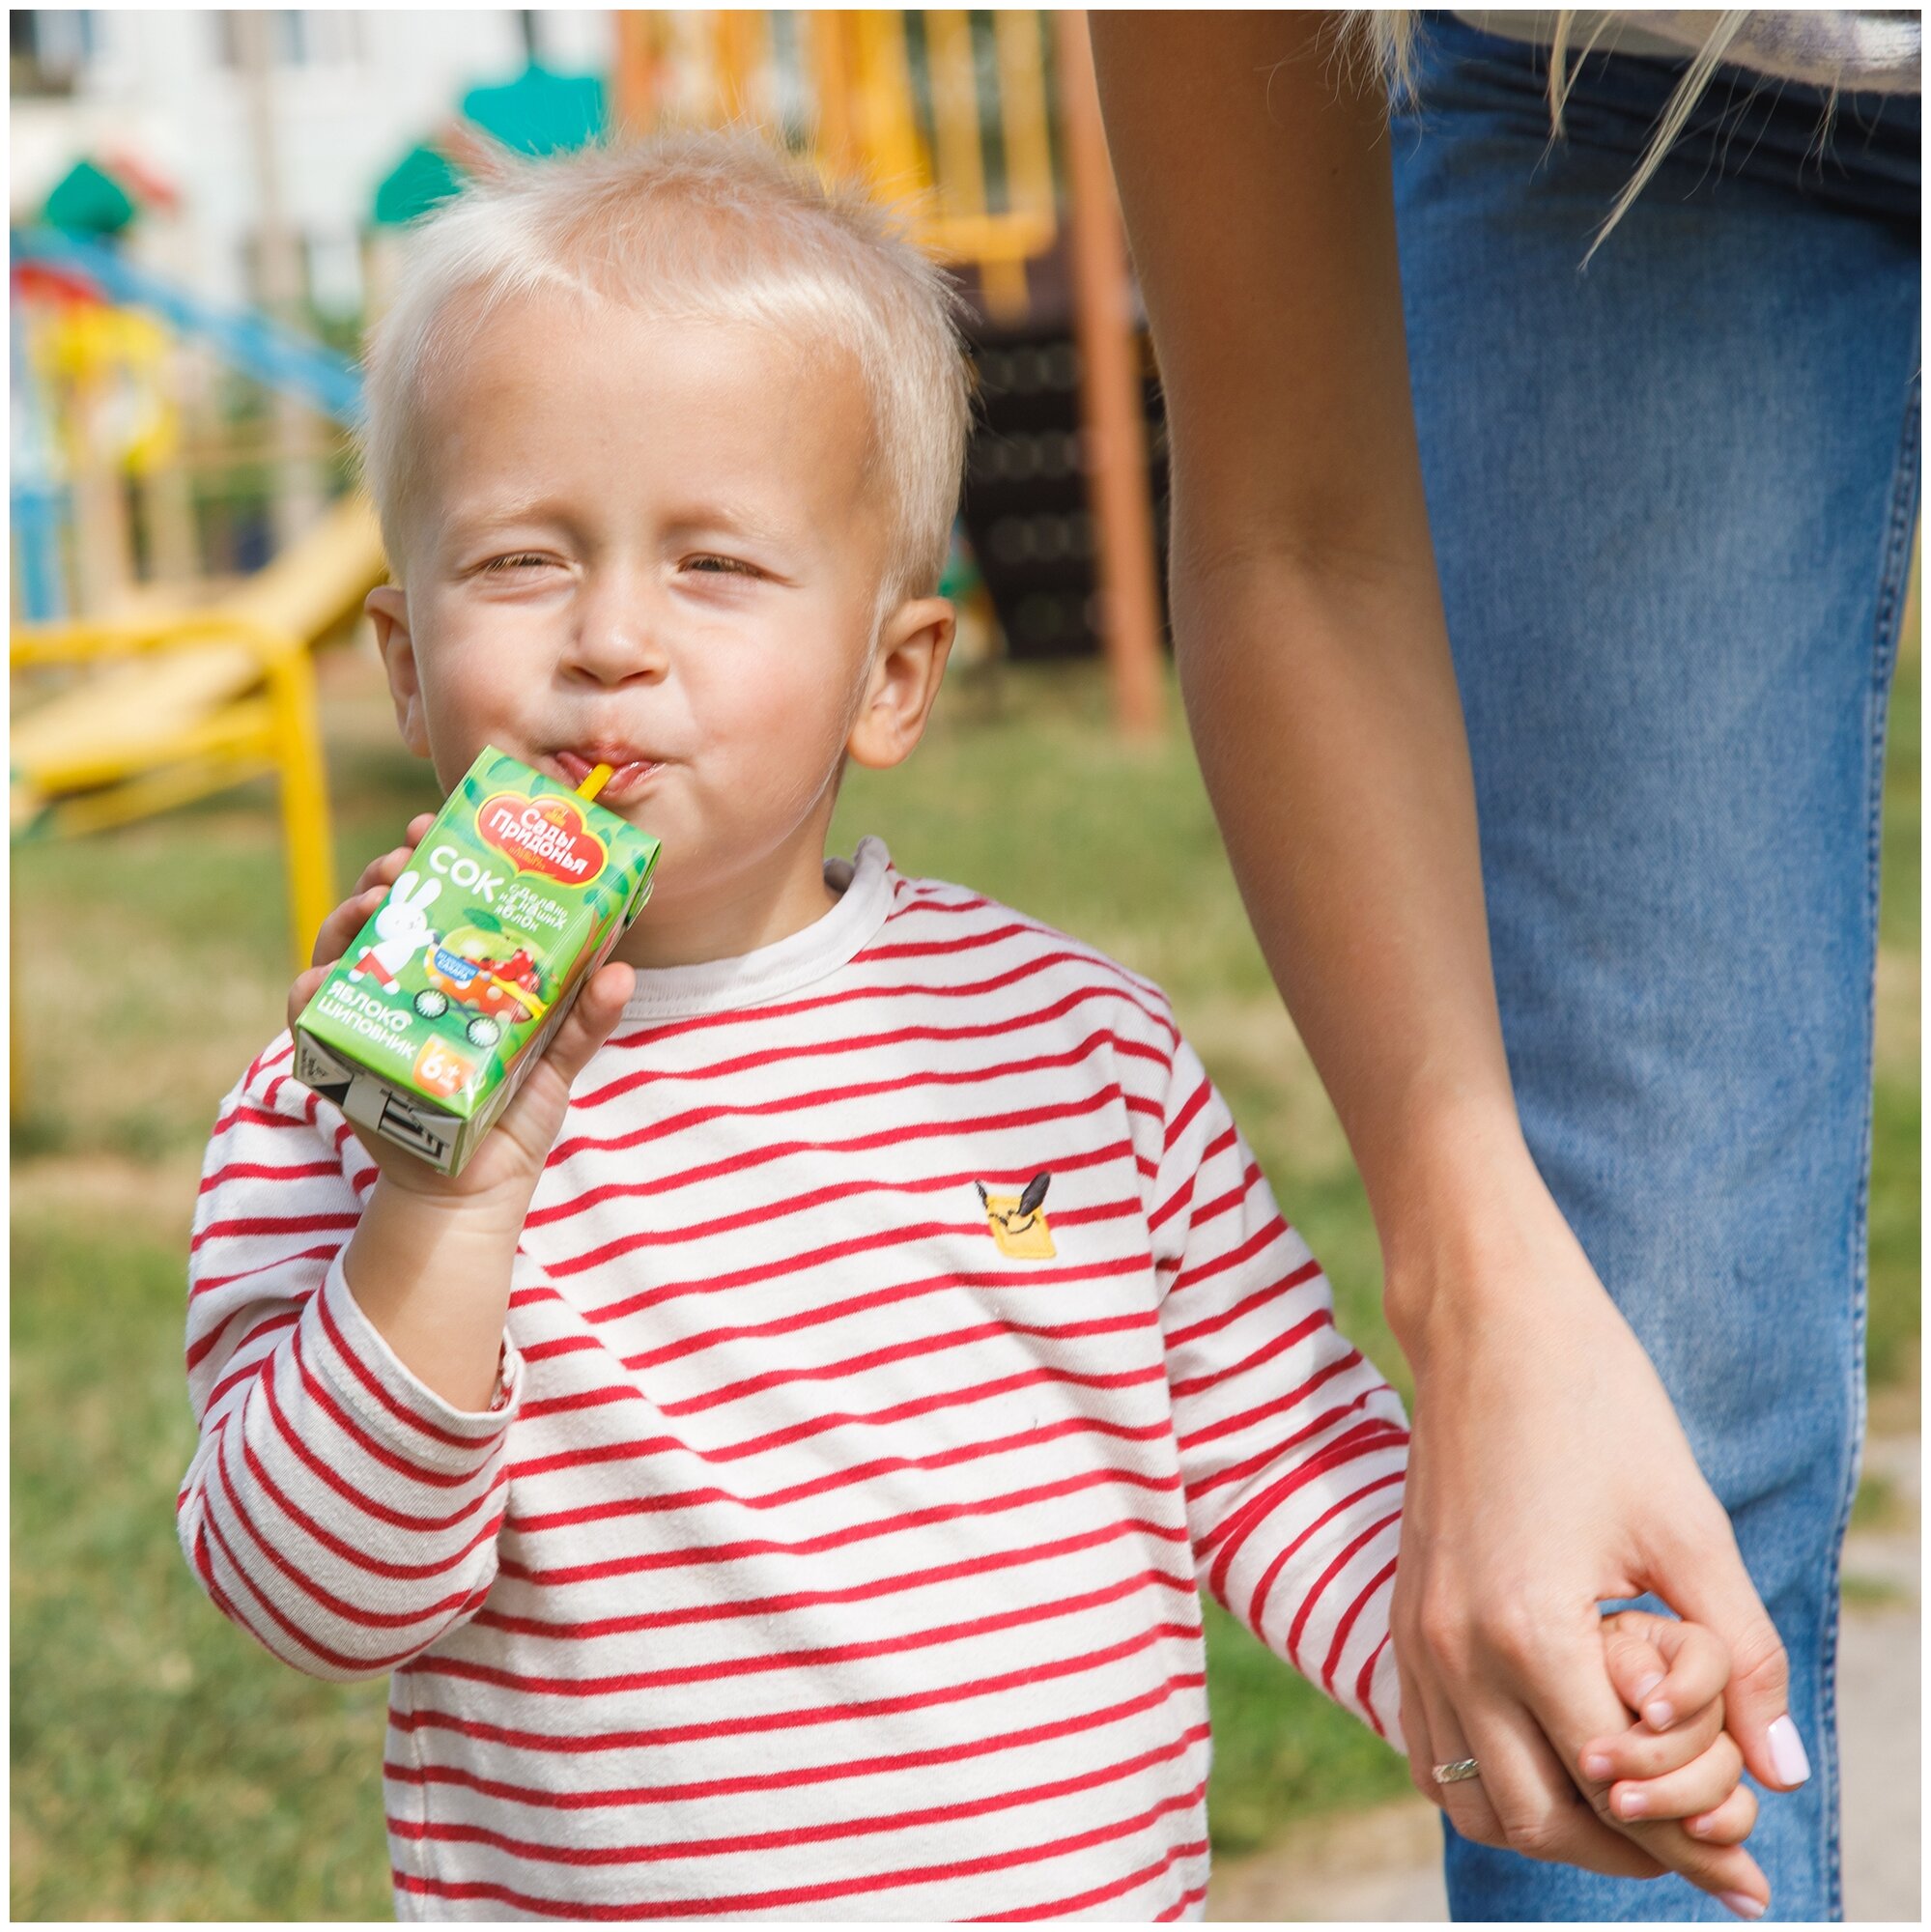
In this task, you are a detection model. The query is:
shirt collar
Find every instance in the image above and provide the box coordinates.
[619,835,895,1021]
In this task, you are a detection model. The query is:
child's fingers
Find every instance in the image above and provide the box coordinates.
[287,963,333,1035]
[1579,1694,1722,1782]
[324,816,439,965]
[351,817,435,894]
[548,963,637,1080]
[1607,1729,1745,1826]
[310,884,389,970]
[353,840,420,898]
[1600,1617,1671,1722]
[513,963,638,1123]
[1609,1612,1731,1731]
[1685,1781,1760,1849]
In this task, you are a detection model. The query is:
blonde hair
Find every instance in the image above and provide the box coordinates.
[1335,10,1832,267]
[357,128,973,601]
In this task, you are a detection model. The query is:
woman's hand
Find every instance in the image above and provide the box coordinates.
[1388,1163,1800,1914]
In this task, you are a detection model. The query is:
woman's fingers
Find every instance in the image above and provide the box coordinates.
[1643,1506,1804,1795]
[1396,1657,1445,1810]
[1630,1820,1770,1918]
[1416,1681,1509,1850]
[1456,1692,1663,1878]
[1512,1648,1769,1912]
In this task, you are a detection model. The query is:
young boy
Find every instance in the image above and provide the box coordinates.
[183,132,1766,1921]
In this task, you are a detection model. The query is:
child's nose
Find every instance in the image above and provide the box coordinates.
[564,581,669,686]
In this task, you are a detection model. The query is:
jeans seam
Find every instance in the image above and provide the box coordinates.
[1821,350,1919,1924]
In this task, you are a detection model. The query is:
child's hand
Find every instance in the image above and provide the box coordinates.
[1579,1610,1764,1912]
[287,813,635,1220]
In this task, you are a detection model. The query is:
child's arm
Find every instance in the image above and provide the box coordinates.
[292,823,635,1413]
[177,825,632,1681]
[1149,1032,1771,1915]
[180,1034,517,1680]
[1148,1032,1409,1738]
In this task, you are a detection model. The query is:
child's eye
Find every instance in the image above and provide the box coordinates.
[481,554,551,574]
[683,555,759,578]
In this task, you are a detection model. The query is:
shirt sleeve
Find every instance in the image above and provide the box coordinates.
[178,1036,524,1682]
[1150,1032,1409,1746]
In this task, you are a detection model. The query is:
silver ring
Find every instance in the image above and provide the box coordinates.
[1433,1757,1481,1785]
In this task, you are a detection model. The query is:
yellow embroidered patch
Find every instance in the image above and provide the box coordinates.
[982,1193,1057,1260]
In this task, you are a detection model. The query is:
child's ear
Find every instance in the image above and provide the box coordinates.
[365,585,432,759]
[846,597,955,772]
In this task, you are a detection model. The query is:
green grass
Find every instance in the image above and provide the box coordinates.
[11,648,1916,1917]
[1870,642,1920,1395]
[11,1219,394,1920]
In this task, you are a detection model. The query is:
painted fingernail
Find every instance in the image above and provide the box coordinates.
[1616,1788,1648,1818]
[1643,1698,1675,1729]
[1633,1671,1664,1704]
[1581,1752,1613,1779]
[1768,1714,1811,1786]
[1718,1891,1766,1920]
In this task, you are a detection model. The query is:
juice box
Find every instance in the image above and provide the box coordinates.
[293,747,660,1174]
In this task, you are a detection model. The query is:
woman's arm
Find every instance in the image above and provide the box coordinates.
[1090,9,1798,1904]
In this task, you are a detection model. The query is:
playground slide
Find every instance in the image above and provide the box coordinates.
[12,491,387,823]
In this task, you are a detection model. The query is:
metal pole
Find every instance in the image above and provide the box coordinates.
[1051,9,1165,739]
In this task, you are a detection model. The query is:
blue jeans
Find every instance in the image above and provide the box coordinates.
[1390,14,1920,1921]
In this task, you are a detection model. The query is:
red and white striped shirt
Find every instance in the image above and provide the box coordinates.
[181,836,1410,1922]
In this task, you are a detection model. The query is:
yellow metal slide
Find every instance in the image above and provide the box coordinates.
[12,490,388,962]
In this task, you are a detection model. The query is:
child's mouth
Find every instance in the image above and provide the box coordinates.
[553,750,667,803]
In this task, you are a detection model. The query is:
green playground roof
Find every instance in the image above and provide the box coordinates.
[373,143,465,228]
[43,158,137,238]
[372,65,607,228]
[460,64,606,157]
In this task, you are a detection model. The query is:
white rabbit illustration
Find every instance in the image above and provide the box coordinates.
[346,869,442,989]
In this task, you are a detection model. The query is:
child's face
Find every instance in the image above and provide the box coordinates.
[367,289,950,950]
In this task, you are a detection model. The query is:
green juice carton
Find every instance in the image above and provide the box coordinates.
[293,747,659,1174]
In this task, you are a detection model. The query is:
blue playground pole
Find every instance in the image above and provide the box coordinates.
[10,293,68,622]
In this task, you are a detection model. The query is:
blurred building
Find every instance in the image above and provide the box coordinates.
[10,9,615,322]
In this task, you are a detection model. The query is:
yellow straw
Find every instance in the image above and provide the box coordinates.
[576,763,613,801]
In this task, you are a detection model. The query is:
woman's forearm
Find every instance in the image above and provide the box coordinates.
[1092,11,1546,1344]
[1168,533,1537,1333]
